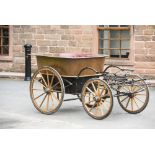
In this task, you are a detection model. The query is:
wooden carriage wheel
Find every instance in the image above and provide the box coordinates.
[30,66,65,114]
[117,74,149,114]
[81,78,113,120]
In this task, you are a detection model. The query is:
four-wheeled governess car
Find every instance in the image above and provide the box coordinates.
[29,53,149,120]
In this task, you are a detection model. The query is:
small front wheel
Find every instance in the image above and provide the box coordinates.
[81,78,113,120]
[117,74,149,114]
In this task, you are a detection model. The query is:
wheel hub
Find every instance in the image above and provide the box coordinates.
[93,96,101,102]
[44,87,51,94]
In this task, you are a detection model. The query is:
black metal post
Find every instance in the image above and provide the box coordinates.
[24,44,32,81]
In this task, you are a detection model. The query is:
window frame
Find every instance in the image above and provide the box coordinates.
[0,25,13,61]
[97,25,134,66]
[98,25,131,60]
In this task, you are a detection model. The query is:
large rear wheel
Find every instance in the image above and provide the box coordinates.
[30,66,65,114]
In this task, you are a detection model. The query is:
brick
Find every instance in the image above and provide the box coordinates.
[38,46,49,52]
[61,35,74,40]
[135,42,145,49]
[82,35,93,41]
[66,47,81,52]
[34,34,44,39]
[145,69,155,74]
[71,30,83,34]
[135,49,147,54]
[13,39,25,45]
[57,41,68,46]
[23,28,36,33]
[56,30,65,34]
[135,36,151,41]
[134,30,143,35]
[25,40,36,46]
[82,30,93,34]
[49,47,65,53]
[134,26,147,31]
[78,41,92,47]
[13,34,19,38]
[50,25,60,29]
[68,41,77,47]
[65,30,72,34]
[81,48,91,53]
[44,34,60,40]
[13,52,24,57]
[21,25,31,28]
[148,50,155,54]
[60,25,69,29]
[13,46,23,53]
[31,46,38,53]
[19,34,33,39]
[152,36,155,41]
[37,40,51,46]
[135,55,155,62]
[50,41,57,46]
[0,62,13,71]
[143,29,154,35]
[145,42,155,49]
[13,57,24,64]
[13,28,23,33]
[134,69,146,74]
[148,25,155,29]
[135,62,155,69]
[44,29,57,34]
[69,25,81,29]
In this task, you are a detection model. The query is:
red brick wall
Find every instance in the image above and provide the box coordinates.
[134,25,155,77]
[11,25,97,72]
[0,25,155,78]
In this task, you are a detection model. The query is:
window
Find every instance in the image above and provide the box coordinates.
[98,25,130,58]
[0,25,9,56]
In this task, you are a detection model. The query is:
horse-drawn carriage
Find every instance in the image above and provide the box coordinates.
[29,53,149,120]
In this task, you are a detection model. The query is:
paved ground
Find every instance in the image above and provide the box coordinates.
[0,78,155,129]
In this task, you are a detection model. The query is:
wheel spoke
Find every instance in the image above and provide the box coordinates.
[91,82,97,93]
[99,102,104,116]
[100,100,110,111]
[45,94,49,112]
[51,92,60,103]
[84,99,95,105]
[46,70,50,87]
[50,74,54,87]
[135,93,145,96]
[134,96,145,104]
[34,78,46,88]
[88,102,97,112]
[34,92,46,100]
[98,81,100,94]
[86,87,95,96]
[39,94,47,108]
[49,93,55,110]
[125,97,130,108]
[131,98,134,111]
[39,71,48,87]
[100,87,106,96]
[134,88,145,94]
[52,81,60,89]
[133,98,140,109]
[120,96,128,103]
[121,86,130,93]
[51,90,62,93]
[32,88,44,91]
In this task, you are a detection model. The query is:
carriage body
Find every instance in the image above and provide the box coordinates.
[36,53,105,94]
[30,53,149,120]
